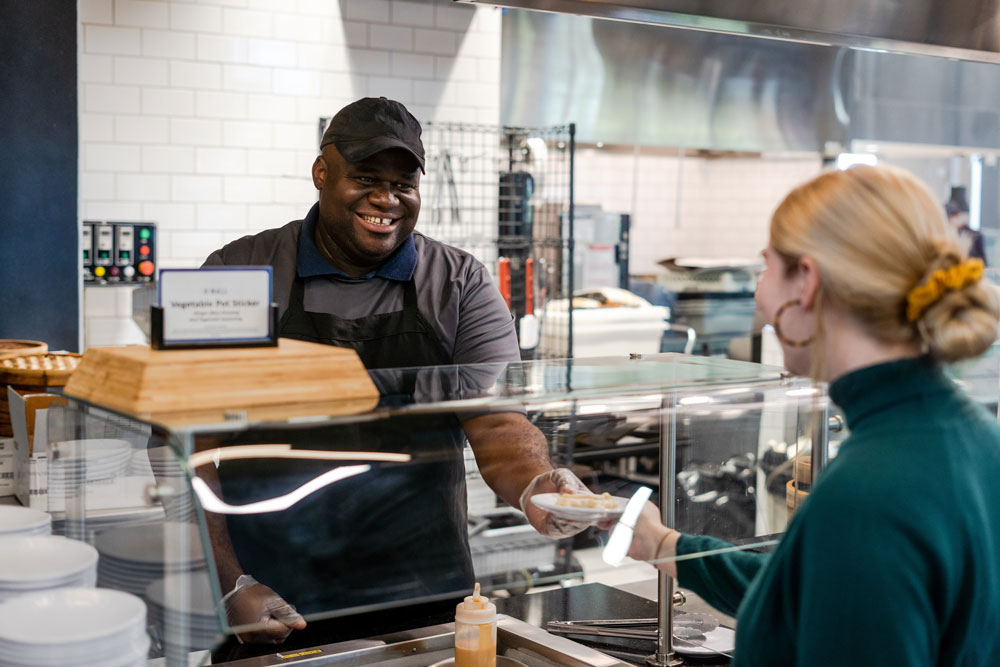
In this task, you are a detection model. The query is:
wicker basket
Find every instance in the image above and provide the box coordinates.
[0,340,47,361]
[0,352,81,438]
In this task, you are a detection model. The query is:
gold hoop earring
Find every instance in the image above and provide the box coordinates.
[773,299,814,347]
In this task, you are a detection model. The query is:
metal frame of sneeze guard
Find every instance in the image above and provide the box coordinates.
[48,354,831,667]
[573,371,834,666]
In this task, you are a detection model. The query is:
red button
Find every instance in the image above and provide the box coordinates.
[109,266,120,277]
[139,245,150,256]
[138,261,155,276]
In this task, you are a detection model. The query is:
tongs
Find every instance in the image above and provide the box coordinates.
[546,618,658,640]
[546,605,719,642]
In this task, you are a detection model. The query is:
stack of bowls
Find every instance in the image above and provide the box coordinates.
[146,571,221,655]
[0,587,148,667]
[95,521,207,601]
[0,506,50,537]
[0,536,97,603]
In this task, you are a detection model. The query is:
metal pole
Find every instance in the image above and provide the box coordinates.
[810,400,831,486]
[649,396,683,667]
[567,123,575,360]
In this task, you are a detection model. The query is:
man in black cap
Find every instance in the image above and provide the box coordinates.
[201,97,591,652]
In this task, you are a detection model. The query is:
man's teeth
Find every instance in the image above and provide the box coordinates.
[362,215,392,226]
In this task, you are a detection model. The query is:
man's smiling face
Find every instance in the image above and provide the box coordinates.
[312,145,421,276]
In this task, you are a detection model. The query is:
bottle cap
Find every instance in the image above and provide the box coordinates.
[455,583,497,624]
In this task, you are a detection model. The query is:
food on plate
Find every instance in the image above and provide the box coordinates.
[554,492,617,509]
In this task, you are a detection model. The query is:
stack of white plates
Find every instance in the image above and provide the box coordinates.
[48,439,132,504]
[130,446,192,520]
[146,571,220,653]
[0,536,98,603]
[0,506,50,537]
[0,587,149,667]
[95,522,207,600]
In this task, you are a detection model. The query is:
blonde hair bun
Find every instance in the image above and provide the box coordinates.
[918,274,1000,362]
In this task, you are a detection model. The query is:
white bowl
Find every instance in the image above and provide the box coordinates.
[0,587,145,645]
[0,506,50,536]
[0,536,98,584]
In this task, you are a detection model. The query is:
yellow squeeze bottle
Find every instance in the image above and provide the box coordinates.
[454,583,497,667]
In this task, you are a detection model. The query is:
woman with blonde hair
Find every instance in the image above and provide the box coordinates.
[627,164,1000,665]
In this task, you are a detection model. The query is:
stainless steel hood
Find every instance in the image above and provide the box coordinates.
[500,10,852,151]
[493,5,1000,153]
[457,0,1000,64]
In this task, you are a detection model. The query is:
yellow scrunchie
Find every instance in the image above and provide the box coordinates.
[906,258,984,322]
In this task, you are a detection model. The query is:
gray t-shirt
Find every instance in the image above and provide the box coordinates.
[202,216,519,367]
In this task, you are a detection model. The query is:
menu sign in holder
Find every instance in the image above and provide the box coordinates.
[65,266,381,422]
[151,268,278,350]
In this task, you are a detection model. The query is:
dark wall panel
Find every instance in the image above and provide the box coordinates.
[0,0,79,351]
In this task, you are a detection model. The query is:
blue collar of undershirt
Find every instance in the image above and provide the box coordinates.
[296,202,417,281]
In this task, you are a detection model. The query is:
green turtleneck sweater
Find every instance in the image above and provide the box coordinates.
[676,356,1000,666]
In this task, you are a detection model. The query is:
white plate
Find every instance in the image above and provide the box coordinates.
[530,493,629,521]
[672,625,736,656]
[0,536,98,583]
[0,506,51,535]
[0,587,145,645]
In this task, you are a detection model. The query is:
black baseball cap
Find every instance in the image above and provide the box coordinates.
[320,97,425,172]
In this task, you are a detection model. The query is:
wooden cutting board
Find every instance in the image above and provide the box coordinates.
[64,338,379,419]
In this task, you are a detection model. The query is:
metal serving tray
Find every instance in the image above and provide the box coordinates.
[220,616,630,667]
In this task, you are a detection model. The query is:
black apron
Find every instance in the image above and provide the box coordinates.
[217,272,472,617]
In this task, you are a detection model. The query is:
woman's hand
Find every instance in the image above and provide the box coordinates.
[609,501,682,577]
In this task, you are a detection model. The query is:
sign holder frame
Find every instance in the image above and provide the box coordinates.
[150,304,279,350]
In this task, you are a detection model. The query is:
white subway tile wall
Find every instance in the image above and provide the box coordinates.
[573,150,823,276]
[80,0,502,347]
[78,0,816,348]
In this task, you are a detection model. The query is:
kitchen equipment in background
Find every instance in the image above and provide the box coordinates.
[499,171,535,358]
[572,205,629,292]
[83,221,156,285]
[537,287,668,358]
[518,258,540,349]
[656,258,760,357]
[431,149,462,225]
[497,257,511,310]
[416,122,575,359]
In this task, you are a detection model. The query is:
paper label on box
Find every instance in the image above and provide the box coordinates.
[0,438,14,496]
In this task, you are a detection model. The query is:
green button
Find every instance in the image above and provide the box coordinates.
[139,228,150,239]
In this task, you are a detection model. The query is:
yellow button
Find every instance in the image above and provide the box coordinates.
[94,266,106,277]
